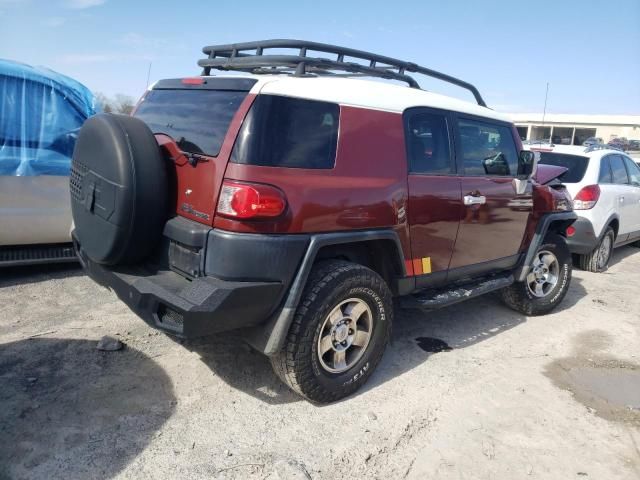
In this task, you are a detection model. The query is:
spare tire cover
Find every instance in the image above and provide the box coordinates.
[70,113,168,265]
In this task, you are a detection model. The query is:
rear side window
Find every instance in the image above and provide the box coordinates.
[405,112,452,174]
[537,152,589,183]
[231,95,339,169]
[457,119,518,176]
[610,155,629,184]
[134,89,248,156]
[623,157,640,186]
[599,157,613,183]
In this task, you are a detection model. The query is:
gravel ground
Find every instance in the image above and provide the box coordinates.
[1,247,639,480]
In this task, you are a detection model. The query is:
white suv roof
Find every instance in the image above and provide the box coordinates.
[247,76,511,122]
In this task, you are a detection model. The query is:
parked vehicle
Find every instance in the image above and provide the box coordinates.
[608,137,628,151]
[0,59,97,266]
[628,139,640,151]
[70,40,576,402]
[583,137,603,147]
[531,144,640,272]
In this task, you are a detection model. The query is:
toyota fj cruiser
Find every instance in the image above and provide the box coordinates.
[71,40,576,403]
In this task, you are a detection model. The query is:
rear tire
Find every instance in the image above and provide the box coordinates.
[577,227,615,273]
[271,260,392,403]
[501,233,572,316]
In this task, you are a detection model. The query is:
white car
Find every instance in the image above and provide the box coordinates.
[529,144,640,272]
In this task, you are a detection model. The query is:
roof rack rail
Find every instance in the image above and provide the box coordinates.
[198,39,487,107]
[585,143,622,153]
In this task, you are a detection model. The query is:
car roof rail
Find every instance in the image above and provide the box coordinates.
[585,143,622,153]
[198,39,488,107]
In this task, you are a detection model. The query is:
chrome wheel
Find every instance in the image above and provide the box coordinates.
[526,250,560,298]
[596,234,613,270]
[317,298,373,374]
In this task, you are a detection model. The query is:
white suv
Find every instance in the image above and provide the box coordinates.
[530,144,640,272]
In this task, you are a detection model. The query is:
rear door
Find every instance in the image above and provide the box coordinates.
[607,154,634,241]
[405,108,461,287]
[448,115,532,277]
[622,156,640,239]
[133,78,256,225]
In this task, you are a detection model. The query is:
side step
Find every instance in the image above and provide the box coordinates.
[399,274,514,311]
[0,243,77,267]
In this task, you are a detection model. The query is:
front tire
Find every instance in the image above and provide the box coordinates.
[577,227,615,272]
[271,260,392,403]
[501,234,572,316]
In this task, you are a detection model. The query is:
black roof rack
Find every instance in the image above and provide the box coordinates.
[198,39,487,107]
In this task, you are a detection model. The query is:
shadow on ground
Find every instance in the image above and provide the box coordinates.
[0,263,84,288]
[184,276,589,405]
[0,338,175,480]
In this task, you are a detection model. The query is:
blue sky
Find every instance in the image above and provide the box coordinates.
[1,0,639,114]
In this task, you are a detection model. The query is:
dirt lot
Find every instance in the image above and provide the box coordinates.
[1,247,639,480]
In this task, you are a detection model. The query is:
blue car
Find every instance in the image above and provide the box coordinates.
[0,59,98,266]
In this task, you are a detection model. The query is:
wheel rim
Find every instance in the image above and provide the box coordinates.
[596,234,612,270]
[526,250,560,298]
[317,298,373,374]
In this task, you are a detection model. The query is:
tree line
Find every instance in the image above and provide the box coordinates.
[94,93,136,115]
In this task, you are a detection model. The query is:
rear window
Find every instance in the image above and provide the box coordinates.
[537,152,589,183]
[134,89,248,156]
[231,95,339,169]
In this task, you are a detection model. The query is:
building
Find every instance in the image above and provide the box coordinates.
[508,113,640,145]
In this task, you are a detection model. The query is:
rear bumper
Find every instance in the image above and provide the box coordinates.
[566,216,598,255]
[78,245,282,338]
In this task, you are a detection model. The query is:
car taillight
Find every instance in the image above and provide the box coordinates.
[217,181,287,219]
[573,184,600,210]
[566,226,576,237]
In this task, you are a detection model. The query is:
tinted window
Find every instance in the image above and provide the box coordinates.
[537,152,589,183]
[598,157,613,183]
[623,156,640,185]
[134,89,248,156]
[406,112,451,174]
[231,95,339,169]
[610,155,629,184]
[458,119,518,176]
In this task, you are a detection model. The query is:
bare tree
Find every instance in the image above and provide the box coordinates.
[94,92,135,114]
[113,94,135,115]
[94,92,113,113]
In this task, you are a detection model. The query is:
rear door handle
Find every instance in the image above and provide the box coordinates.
[464,195,487,206]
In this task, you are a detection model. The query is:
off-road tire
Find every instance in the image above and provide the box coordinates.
[271,260,392,403]
[501,233,572,316]
[577,227,615,273]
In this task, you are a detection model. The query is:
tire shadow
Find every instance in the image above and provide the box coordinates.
[182,277,588,406]
[0,338,175,480]
[180,334,302,405]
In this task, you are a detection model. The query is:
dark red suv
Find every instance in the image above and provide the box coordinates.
[71,40,576,402]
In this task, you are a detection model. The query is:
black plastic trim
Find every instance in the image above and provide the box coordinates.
[163,216,211,249]
[516,211,577,282]
[245,229,406,355]
[565,216,599,254]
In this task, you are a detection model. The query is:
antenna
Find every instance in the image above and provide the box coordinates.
[145,62,152,90]
[542,82,549,126]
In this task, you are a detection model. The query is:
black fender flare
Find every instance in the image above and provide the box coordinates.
[516,211,577,282]
[246,229,407,355]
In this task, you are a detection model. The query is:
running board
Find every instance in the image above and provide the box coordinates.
[399,274,514,310]
[0,243,77,267]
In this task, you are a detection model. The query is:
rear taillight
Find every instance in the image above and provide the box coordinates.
[217,181,286,219]
[566,226,576,237]
[573,184,600,210]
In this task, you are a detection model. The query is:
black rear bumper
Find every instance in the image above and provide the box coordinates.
[78,245,283,338]
[565,217,598,255]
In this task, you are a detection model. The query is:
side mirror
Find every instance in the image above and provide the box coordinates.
[517,150,537,179]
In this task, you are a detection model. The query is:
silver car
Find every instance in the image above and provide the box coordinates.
[0,59,97,266]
